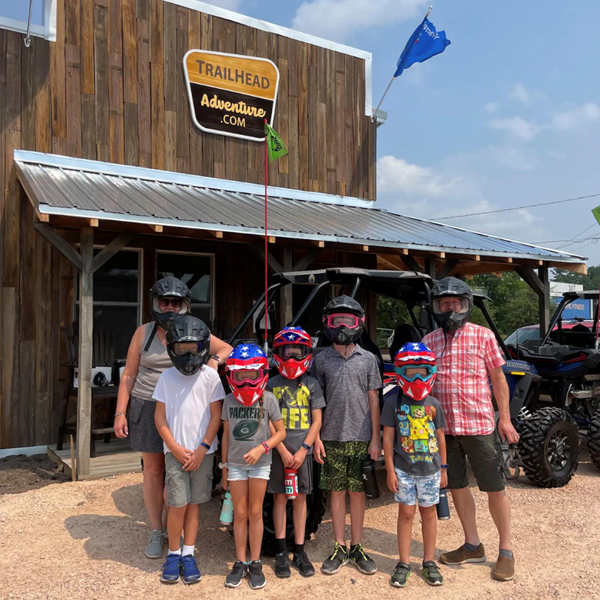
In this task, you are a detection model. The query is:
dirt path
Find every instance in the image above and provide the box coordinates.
[1,453,599,600]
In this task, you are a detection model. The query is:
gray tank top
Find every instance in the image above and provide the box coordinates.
[131,323,173,401]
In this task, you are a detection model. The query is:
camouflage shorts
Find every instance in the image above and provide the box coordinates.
[320,441,370,493]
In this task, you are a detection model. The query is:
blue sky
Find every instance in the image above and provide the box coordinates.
[3,0,600,264]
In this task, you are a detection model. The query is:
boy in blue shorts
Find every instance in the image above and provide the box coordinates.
[382,342,447,588]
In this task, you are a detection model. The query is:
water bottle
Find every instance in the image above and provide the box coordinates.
[284,467,298,500]
[361,458,380,500]
[220,491,234,525]
[436,488,451,520]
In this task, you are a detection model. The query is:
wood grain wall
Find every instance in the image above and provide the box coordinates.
[0,0,377,448]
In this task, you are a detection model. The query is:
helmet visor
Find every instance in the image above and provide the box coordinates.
[277,344,310,360]
[171,341,205,356]
[325,313,361,329]
[395,364,435,381]
[230,369,263,384]
[432,297,470,315]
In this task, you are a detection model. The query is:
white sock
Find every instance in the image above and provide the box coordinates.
[168,548,182,556]
[182,545,195,557]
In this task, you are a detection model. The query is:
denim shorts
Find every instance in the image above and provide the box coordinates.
[227,463,271,481]
[395,468,441,507]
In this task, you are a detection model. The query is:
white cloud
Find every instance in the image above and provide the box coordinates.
[549,103,600,132]
[486,146,539,171]
[206,0,244,10]
[509,84,531,104]
[485,102,499,114]
[292,0,426,42]
[489,116,540,141]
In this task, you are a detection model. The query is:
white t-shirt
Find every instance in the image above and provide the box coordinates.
[153,365,226,455]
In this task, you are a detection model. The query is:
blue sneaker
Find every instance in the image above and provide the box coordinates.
[161,553,181,584]
[181,554,202,585]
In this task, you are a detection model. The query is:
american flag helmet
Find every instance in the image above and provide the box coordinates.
[273,326,313,380]
[393,342,437,401]
[226,343,269,406]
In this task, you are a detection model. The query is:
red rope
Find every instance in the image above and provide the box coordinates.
[264,118,269,352]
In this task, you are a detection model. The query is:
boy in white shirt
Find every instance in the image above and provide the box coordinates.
[154,315,225,585]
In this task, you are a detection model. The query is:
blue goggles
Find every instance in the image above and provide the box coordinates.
[394,364,437,382]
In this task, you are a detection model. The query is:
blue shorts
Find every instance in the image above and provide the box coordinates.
[395,468,441,507]
[227,463,271,481]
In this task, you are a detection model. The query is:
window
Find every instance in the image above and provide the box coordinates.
[157,252,214,327]
[76,249,141,359]
[0,0,56,42]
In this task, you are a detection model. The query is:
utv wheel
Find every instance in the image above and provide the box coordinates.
[261,460,327,556]
[588,411,600,470]
[518,407,580,488]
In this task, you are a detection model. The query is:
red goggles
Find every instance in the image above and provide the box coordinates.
[325,313,361,329]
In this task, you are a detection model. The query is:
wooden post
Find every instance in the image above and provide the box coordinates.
[76,228,94,478]
[424,257,437,279]
[280,247,293,326]
[538,266,550,334]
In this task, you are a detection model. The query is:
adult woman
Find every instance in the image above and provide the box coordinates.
[114,276,233,558]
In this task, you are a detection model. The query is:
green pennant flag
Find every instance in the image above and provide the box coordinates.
[265,123,288,162]
[593,205,600,226]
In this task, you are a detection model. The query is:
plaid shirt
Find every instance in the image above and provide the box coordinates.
[422,323,505,436]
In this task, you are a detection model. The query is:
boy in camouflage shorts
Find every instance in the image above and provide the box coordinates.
[312,296,382,576]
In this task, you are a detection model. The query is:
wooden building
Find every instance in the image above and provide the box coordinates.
[0,1,585,476]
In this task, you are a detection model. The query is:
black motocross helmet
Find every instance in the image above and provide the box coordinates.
[166,315,211,376]
[150,277,191,329]
[322,295,365,345]
[431,277,473,333]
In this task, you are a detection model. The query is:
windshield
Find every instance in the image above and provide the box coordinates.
[505,327,540,345]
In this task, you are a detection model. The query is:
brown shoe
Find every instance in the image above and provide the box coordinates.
[440,543,486,565]
[492,554,515,581]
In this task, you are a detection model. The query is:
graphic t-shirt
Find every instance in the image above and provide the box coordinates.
[267,374,326,453]
[221,391,282,468]
[153,365,226,455]
[381,390,446,476]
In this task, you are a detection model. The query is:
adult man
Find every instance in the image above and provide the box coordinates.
[422,277,519,582]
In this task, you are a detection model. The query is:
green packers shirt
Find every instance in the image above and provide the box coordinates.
[222,391,282,468]
[267,374,326,453]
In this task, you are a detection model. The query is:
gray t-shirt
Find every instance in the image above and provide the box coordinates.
[266,374,326,453]
[221,391,282,468]
[312,345,382,442]
[381,390,447,476]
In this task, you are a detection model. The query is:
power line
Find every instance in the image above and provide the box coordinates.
[557,223,598,249]
[437,193,600,221]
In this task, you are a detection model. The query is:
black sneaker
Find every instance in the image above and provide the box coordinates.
[274,552,291,578]
[225,561,247,588]
[248,561,267,590]
[321,543,349,575]
[349,543,377,575]
[292,551,315,577]
[422,561,443,586]
[390,562,411,588]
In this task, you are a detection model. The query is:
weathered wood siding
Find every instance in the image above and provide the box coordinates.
[0,0,376,448]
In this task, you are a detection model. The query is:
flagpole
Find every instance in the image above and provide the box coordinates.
[263,118,269,355]
[370,5,434,122]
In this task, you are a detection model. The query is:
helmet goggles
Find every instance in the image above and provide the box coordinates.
[276,344,311,360]
[171,341,206,357]
[394,364,436,382]
[229,367,267,385]
[325,312,361,329]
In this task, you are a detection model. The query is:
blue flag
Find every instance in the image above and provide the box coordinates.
[395,18,450,78]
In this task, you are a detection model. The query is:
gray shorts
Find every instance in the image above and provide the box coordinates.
[128,397,164,454]
[165,451,215,508]
[267,450,313,495]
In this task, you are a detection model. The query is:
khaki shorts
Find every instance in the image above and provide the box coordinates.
[445,432,505,493]
[165,451,214,508]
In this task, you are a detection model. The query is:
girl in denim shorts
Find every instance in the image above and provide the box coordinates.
[221,343,286,590]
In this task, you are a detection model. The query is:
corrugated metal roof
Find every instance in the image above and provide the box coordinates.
[14,151,585,264]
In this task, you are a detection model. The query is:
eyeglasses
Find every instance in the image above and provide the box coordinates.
[159,297,183,309]
[325,313,361,328]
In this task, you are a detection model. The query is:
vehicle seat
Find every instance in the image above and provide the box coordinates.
[390,324,422,360]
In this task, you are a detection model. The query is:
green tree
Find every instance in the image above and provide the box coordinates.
[553,265,600,291]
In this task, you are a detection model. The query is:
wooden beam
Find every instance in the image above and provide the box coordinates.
[311,240,325,248]
[92,232,136,273]
[268,236,276,244]
[210,231,224,239]
[293,249,320,272]
[424,257,437,279]
[403,255,423,273]
[33,223,83,271]
[361,245,369,252]
[400,248,409,255]
[250,244,284,274]
[39,213,50,222]
[437,259,459,279]
[548,261,587,274]
[76,227,94,478]
[376,254,403,271]
[455,263,516,277]
[516,267,544,296]
[149,224,163,233]
[88,218,99,227]
[538,266,550,333]
[280,247,293,326]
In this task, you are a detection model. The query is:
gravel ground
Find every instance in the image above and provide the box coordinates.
[1,451,599,600]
